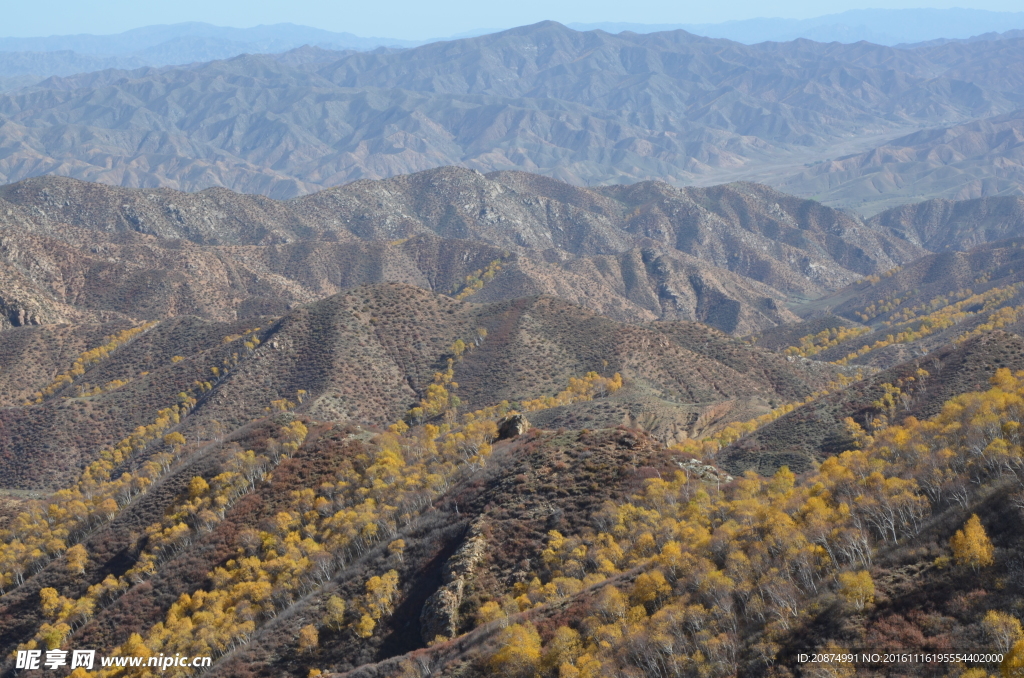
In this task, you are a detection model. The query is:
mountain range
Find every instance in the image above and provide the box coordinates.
[0,21,1022,215]
[571,8,1024,46]
[3,11,1024,677]
[0,23,418,90]
[2,166,1024,677]
[4,8,1024,86]
[777,109,1024,214]
[0,164,1017,422]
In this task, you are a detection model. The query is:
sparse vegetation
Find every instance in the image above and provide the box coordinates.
[452,259,505,301]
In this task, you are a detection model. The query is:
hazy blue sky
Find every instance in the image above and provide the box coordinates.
[3,0,1019,39]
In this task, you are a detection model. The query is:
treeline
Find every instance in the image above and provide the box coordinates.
[20,423,304,656]
[24,321,158,404]
[885,287,977,326]
[784,326,870,358]
[670,371,863,460]
[784,283,1024,366]
[453,260,505,301]
[835,283,1022,364]
[0,404,190,594]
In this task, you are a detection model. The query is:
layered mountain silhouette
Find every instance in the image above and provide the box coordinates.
[5,9,1024,88]
[1,21,1023,212]
[574,9,1024,46]
[781,109,1024,213]
[0,23,420,90]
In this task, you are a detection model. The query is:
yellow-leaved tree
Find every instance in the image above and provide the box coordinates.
[354,614,376,639]
[1004,639,1024,678]
[541,626,582,674]
[984,610,1024,654]
[388,539,406,563]
[837,570,875,611]
[298,624,319,654]
[322,596,346,630]
[65,544,89,575]
[488,622,542,678]
[951,514,995,572]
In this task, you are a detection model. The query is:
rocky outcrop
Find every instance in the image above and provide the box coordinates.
[420,523,487,644]
[496,414,530,441]
[677,457,734,484]
[0,301,40,328]
[0,293,50,330]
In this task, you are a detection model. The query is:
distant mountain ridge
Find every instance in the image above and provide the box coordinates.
[779,109,1024,214]
[0,22,417,56]
[1,20,1024,214]
[3,7,1022,62]
[0,23,415,91]
[868,193,1024,250]
[570,8,1024,46]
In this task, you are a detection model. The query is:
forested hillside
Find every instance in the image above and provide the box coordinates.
[2,167,1024,678]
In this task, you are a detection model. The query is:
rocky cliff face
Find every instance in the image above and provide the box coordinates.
[496,414,530,441]
[419,523,488,644]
